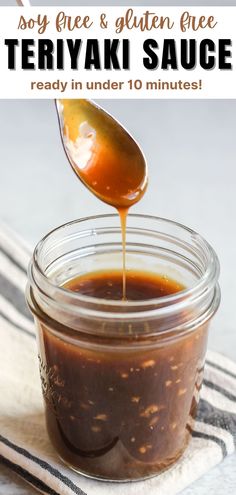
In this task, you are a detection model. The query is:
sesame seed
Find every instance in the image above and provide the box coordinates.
[141,360,155,369]
[139,444,152,453]
[149,416,159,427]
[178,388,187,396]
[140,404,158,417]
[91,426,101,432]
[165,380,172,387]
[139,446,147,454]
[94,414,108,421]
[139,447,147,454]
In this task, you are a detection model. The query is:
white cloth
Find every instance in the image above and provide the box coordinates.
[0,223,236,495]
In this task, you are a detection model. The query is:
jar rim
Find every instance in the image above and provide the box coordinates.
[29,213,220,314]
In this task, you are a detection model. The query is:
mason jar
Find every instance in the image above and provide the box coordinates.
[26,214,220,481]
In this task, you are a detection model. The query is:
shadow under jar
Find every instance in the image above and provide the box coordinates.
[26,214,220,481]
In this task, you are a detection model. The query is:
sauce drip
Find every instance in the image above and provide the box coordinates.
[56,99,148,299]
[119,208,128,300]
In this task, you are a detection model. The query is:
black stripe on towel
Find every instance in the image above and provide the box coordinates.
[191,430,227,458]
[203,379,236,403]
[0,245,28,275]
[0,454,60,495]
[206,359,236,380]
[0,272,32,321]
[0,310,35,339]
[197,398,236,445]
[0,435,87,495]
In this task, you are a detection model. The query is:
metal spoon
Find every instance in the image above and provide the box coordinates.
[56,99,148,209]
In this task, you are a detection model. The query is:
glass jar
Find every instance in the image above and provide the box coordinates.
[26,214,220,481]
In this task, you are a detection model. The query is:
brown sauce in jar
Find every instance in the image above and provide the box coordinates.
[64,270,184,300]
[38,270,208,479]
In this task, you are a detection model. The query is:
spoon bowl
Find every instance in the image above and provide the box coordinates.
[56,99,148,209]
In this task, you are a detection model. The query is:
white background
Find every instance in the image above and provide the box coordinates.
[0,1,236,495]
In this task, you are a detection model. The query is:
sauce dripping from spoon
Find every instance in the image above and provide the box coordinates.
[56,99,148,300]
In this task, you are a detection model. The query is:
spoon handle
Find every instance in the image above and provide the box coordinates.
[16,0,31,6]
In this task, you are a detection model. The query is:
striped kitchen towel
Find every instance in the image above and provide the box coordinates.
[0,222,236,495]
